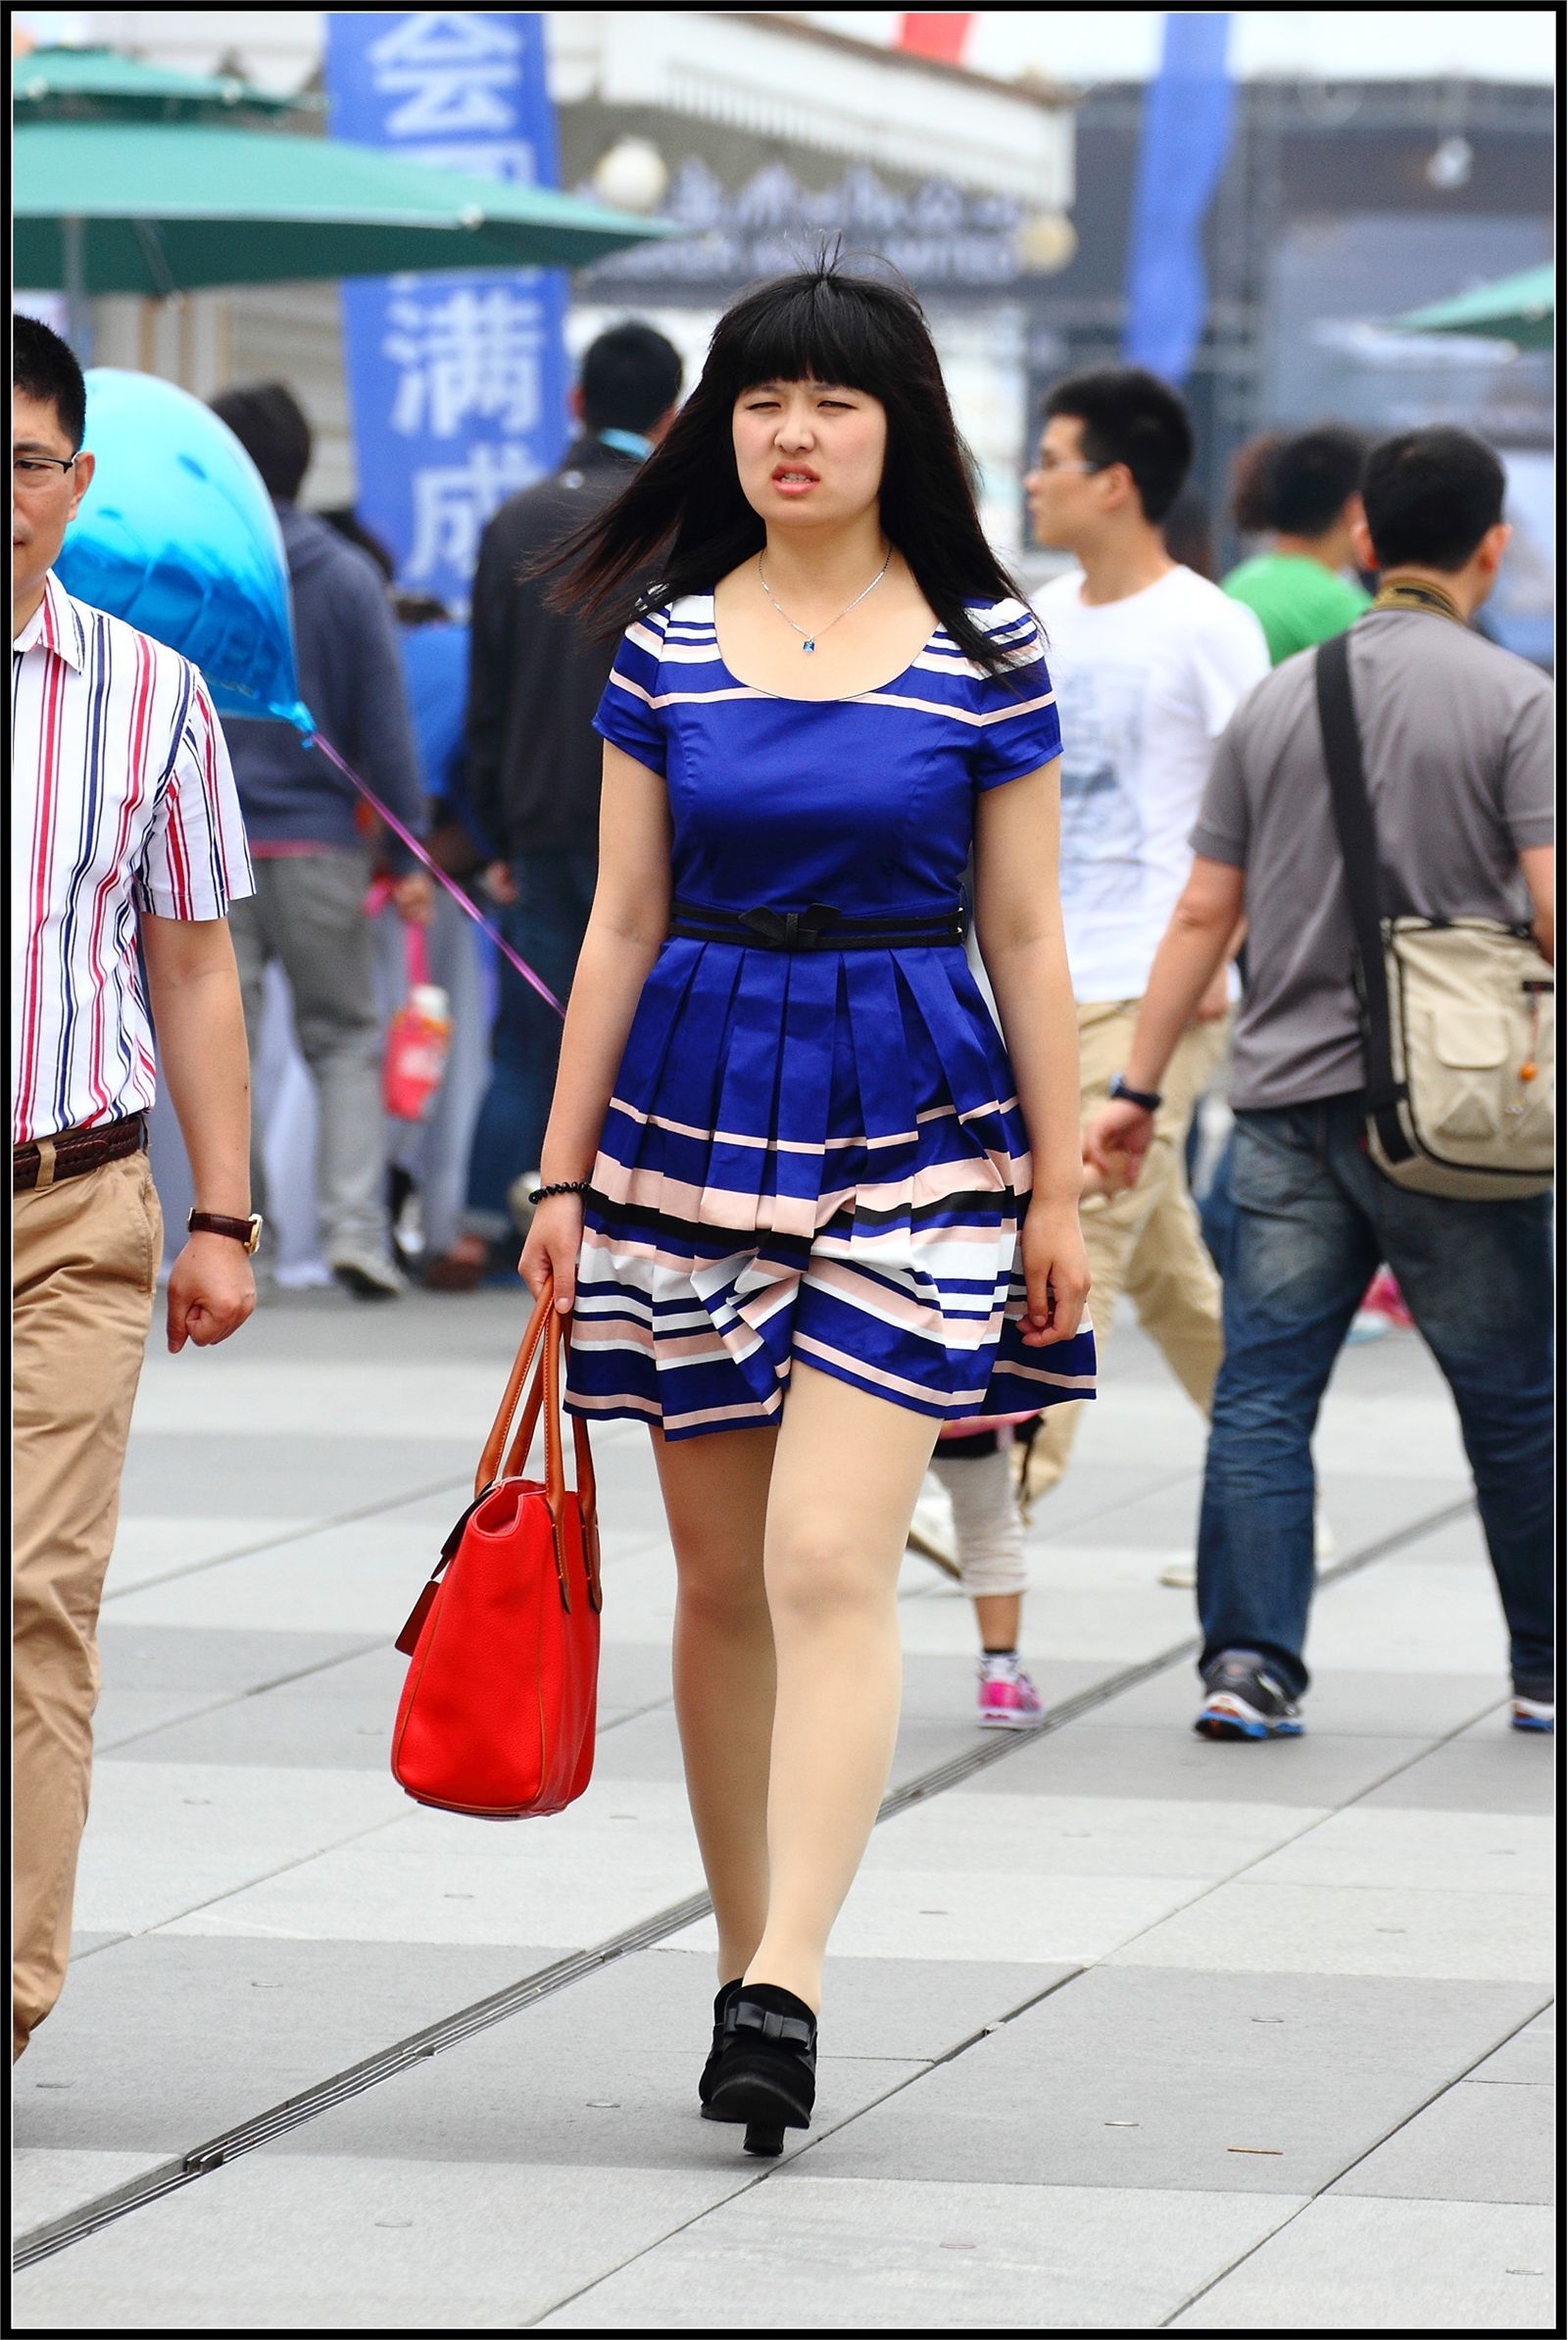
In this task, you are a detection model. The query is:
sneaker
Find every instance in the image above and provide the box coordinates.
[978,1662,1047,1730]
[330,1252,406,1302]
[1162,1506,1334,1591]
[1511,1693,1554,1733]
[906,1481,960,1577]
[1195,1652,1304,1740]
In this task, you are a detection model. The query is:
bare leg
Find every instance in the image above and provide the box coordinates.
[652,1422,778,1985]
[974,1590,1023,1649]
[744,1364,940,2011]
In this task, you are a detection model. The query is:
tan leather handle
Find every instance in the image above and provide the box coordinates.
[542,1305,566,1520]
[474,1279,558,1498]
[504,1307,599,1531]
[553,1322,601,1611]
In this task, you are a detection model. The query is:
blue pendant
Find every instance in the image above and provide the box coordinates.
[802,638,815,654]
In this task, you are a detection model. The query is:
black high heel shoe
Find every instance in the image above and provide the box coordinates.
[706,1983,817,2157]
[699,1978,744,2117]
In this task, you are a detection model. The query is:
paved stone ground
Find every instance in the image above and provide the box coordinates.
[12,1286,1555,2330]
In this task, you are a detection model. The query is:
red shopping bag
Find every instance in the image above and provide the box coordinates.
[383,921,452,1122]
[391,1283,601,1818]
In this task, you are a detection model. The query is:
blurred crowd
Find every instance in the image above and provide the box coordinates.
[219,338,1446,1385]
[206,323,685,1299]
[205,333,1553,1741]
[213,337,1402,1312]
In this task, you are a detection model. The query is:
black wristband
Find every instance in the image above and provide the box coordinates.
[1107,1072,1162,1114]
[527,1179,589,1205]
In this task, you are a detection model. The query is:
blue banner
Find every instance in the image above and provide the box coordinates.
[322,12,569,610]
[1122,13,1236,385]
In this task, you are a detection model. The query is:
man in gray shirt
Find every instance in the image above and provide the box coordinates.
[1086,425,1554,1742]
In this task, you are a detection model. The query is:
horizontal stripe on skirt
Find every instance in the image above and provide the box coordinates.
[564,932,1096,1437]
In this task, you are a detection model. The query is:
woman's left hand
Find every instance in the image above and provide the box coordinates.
[1019,1199,1091,1347]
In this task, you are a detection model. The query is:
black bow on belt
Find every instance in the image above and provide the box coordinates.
[739,903,841,950]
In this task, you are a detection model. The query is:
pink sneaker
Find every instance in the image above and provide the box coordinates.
[977,1664,1047,1730]
[1360,1268,1414,1328]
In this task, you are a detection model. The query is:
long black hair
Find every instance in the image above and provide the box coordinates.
[547,256,1030,678]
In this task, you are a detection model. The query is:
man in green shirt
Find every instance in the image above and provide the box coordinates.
[1223,424,1371,664]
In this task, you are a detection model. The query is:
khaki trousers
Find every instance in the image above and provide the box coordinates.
[1021,1002,1228,1511]
[12,1149,161,2057]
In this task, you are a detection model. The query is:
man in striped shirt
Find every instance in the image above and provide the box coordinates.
[12,316,258,2059]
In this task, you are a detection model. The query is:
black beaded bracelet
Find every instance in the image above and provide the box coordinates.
[528,1178,590,1205]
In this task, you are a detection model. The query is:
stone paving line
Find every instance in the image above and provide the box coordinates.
[11,1493,1465,2273]
[11,1289,1556,2330]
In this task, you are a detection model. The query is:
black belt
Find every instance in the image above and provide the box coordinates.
[668,901,965,952]
[14,1111,148,1195]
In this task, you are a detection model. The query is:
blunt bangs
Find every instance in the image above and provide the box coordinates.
[714,274,907,407]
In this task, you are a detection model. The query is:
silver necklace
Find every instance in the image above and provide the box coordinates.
[757,546,891,654]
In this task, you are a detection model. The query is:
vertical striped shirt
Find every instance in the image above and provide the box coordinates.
[11,572,255,1146]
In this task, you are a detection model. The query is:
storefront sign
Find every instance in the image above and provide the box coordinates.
[584,158,1025,296]
[323,11,568,607]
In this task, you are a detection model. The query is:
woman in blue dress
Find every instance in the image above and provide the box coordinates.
[522,261,1095,2155]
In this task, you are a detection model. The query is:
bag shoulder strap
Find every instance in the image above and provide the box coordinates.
[1313,633,1405,1126]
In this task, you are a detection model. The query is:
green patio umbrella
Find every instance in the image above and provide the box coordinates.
[13,40,313,119]
[1391,263,1554,353]
[15,118,680,336]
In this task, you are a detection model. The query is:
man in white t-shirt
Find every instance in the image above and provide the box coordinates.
[1021,366,1269,1524]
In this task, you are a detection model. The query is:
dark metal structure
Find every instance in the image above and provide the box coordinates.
[1023,77,1553,570]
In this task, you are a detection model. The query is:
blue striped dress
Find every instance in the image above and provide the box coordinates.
[565,590,1098,1440]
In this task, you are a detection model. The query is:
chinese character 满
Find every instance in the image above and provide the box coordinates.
[385,286,547,439]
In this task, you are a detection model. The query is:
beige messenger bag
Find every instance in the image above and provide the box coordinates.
[1315,631,1554,1203]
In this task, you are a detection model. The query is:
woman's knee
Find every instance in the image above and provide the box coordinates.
[672,1528,766,1625]
[763,1521,888,1627]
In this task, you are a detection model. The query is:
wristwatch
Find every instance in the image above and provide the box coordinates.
[188,1209,264,1255]
[1107,1072,1162,1114]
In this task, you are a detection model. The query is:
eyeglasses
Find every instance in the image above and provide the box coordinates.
[1032,456,1109,476]
[13,454,79,486]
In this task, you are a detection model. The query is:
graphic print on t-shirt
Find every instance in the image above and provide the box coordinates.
[1034,566,1270,1001]
[1054,658,1148,912]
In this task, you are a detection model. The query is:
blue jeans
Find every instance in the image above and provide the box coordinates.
[1198,1095,1554,1700]
[1196,1127,1238,1276]
[462,849,597,1239]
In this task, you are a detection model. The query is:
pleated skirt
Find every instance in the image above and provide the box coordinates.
[564,936,1098,1441]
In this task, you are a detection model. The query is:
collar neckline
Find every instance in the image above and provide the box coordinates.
[15,572,85,670]
[597,426,654,462]
[1371,574,1465,625]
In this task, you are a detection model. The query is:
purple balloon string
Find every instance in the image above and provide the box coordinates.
[307,729,566,1019]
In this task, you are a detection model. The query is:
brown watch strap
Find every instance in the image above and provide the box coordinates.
[188,1210,262,1253]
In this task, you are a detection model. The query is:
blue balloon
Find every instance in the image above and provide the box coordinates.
[57,369,313,733]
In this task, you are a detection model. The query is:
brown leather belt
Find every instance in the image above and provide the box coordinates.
[13,1112,149,1195]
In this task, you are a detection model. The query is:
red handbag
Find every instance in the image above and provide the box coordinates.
[391,1283,601,1818]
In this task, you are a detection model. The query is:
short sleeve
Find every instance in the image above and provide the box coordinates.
[969,605,1064,790]
[1499,675,1555,849]
[135,667,256,919]
[593,609,670,776]
[1189,717,1250,869]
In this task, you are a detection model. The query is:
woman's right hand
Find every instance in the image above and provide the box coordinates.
[520,1192,585,1314]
